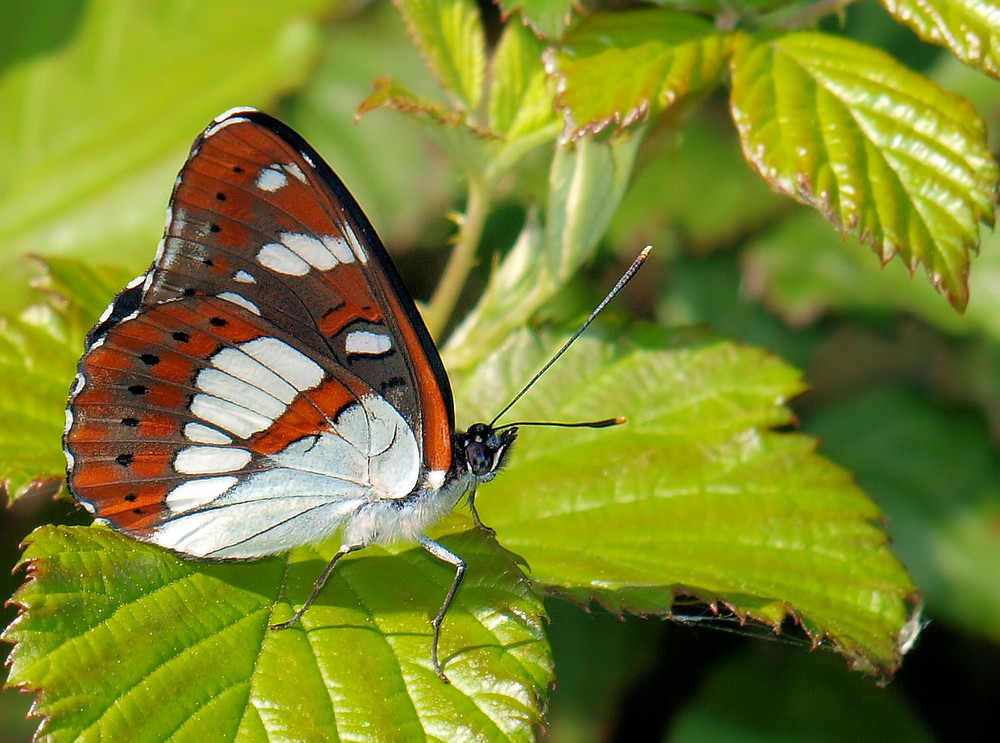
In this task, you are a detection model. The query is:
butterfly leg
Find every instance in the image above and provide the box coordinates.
[419,535,466,684]
[467,492,496,537]
[269,543,363,630]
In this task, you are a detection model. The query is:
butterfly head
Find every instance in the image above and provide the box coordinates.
[456,423,517,484]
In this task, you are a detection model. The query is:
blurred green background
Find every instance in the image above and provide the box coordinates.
[2,2,998,741]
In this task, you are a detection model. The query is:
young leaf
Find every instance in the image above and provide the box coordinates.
[545,8,732,139]
[4,525,550,741]
[0,259,132,502]
[395,0,486,112]
[498,0,581,40]
[456,325,920,679]
[444,131,644,371]
[730,31,998,311]
[489,20,560,142]
[880,0,1000,80]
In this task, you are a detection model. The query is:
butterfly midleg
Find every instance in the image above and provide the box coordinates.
[269,543,363,631]
[419,535,466,684]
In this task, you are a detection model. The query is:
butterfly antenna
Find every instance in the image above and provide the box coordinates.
[489,246,651,428]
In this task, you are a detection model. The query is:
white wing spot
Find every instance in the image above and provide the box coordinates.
[233,270,257,284]
[196,368,288,420]
[218,292,261,315]
[281,232,337,270]
[239,337,324,391]
[344,228,368,264]
[257,242,310,276]
[322,235,355,264]
[345,329,392,356]
[166,476,238,511]
[175,446,252,475]
[211,347,297,403]
[284,162,306,183]
[183,422,233,445]
[191,394,273,438]
[256,166,288,192]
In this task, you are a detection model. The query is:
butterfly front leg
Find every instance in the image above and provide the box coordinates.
[467,490,496,538]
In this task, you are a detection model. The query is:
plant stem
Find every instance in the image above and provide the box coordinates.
[424,176,490,338]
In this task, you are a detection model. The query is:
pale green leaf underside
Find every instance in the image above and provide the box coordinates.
[729,31,997,310]
[456,326,919,678]
[881,0,1000,80]
[545,8,731,138]
[5,526,549,742]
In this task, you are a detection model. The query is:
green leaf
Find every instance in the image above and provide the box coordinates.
[456,325,920,679]
[357,75,497,179]
[545,8,731,138]
[729,31,998,311]
[4,525,550,741]
[880,0,1000,80]
[0,259,132,502]
[395,0,486,112]
[444,131,644,372]
[489,20,559,142]
[497,0,581,40]
[0,1,328,313]
[808,387,1000,642]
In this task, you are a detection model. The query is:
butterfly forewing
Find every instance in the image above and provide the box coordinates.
[151,111,453,468]
[65,109,455,556]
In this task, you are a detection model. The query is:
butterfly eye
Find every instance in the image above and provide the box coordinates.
[464,441,494,476]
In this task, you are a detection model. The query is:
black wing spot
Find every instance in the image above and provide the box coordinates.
[209,223,221,233]
[173,331,191,343]
[209,317,227,327]
[183,287,196,297]
[321,299,346,318]
[132,508,143,516]
[203,258,214,267]
[124,493,138,502]
[233,165,244,174]
[115,453,134,467]
[216,192,227,202]
[128,384,147,396]
[139,353,160,367]
[382,377,407,391]
[120,417,140,427]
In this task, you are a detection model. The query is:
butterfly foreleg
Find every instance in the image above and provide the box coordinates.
[419,535,466,684]
[269,543,364,631]
[467,491,496,537]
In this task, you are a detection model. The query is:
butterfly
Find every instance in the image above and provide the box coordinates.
[63,107,518,682]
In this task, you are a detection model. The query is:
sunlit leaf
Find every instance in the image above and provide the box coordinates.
[730,31,998,310]
[880,0,1000,80]
[4,526,550,741]
[457,326,920,679]
[545,8,731,138]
